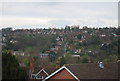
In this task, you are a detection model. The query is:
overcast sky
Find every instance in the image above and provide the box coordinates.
[0,1,118,29]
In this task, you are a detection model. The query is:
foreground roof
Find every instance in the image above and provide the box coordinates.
[65,62,120,79]
[44,66,80,81]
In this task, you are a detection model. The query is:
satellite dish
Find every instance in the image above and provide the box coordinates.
[99,62,104,68]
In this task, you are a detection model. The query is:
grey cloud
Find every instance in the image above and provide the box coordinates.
[2,2,117,18]
[1,2,118,28]
[48,19,74,27]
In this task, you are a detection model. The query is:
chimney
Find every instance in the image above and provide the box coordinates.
[55,61,60,69]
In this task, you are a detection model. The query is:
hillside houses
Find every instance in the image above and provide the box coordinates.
[2,27,119,80]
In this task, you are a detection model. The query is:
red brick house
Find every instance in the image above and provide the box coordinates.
[44,62,120,81]
[44,66,79,81]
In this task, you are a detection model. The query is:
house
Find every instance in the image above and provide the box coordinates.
[44,66,79,81]
[30,67,56,80]
[12,51,25,56]
[40,53,49,58]
[44,62,120,81]
[72,55,80,58]
[35,69,49,79]
[31,68,49,79]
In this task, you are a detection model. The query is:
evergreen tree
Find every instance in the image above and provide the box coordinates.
[49,51,56,62]
[2,50,27,80]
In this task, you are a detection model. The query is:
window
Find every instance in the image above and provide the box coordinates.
[36,75,44,79]
[31,74,36,79]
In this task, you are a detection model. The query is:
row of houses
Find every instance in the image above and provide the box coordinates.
[30,61,120,81]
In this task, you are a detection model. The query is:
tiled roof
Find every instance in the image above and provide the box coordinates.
[65,62,120,79]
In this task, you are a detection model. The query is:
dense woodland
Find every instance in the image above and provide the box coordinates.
[2,26,120,79]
